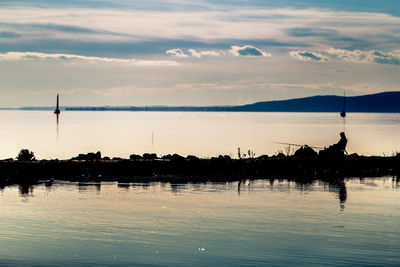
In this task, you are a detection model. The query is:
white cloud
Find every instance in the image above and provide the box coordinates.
[188,49,224,58]
[167,45,271,58]
[288,48,400,65]
[289,51,330,62]
[327,48,400,65]
[166,49,188,58]
[1,7,399,49]
[0,51,178,66]
[229,45,271,57]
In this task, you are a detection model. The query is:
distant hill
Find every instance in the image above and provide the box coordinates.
[65,91,400,113]
[230,91,400,112]
[4,91,400,113]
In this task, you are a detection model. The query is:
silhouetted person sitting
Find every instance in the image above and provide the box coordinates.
[319,132,348,158]
[336,132,348,152]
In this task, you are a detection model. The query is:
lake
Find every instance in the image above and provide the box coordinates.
[0,111,399,159]
[0,177,399,266]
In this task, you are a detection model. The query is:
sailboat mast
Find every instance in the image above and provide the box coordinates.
[343,92,346,112]
[54,94,60,114]
[340,91,346,118]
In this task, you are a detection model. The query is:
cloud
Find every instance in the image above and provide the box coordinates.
[167,45,271,58]
[166,48,188,58]
[286,27,338,37]
[0,22,107,34]
[229,45,271,57]
[289,48,400,65]
[1,7,399,51]
[188,49,224,58]
[289,51,330,62]
[0,31,20,38]
[334,69,347,73]
[327,48,400,65]
[0,51,178,66]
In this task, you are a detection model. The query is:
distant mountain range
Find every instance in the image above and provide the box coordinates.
[3,91,400,113]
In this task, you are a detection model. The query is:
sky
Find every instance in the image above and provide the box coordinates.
[0,0,399,107]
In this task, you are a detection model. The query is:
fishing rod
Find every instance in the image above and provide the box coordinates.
[270,142,324,150]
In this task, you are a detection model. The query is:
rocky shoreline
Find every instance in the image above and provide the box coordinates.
[1,152,399,187]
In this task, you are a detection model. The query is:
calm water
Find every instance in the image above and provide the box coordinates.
[0,178,399,266]
[0,111,399,159]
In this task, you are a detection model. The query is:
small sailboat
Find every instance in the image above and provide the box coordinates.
[340,92,346,118]
[54,94,60,115]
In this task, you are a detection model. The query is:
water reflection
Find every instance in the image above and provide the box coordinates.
[269,178,274,186]
[18,184,34,197]
[56,113,59,141]
[237,179,244,195]
[239,178,350,209]
[117,182,131,190]
[238,179,258,196]
[1,176,399,266]
[295,181,314,192]
[327,180,347,210]
[393,176,400,188]
[170,183,184,193]
[78,182,101,192]
[141,183,150,189]
[6,177,398,207]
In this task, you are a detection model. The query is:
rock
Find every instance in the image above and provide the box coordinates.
[129,154,142,160]
[143,153,157,159]
[186,155,199,161]
[72,151,101,160]
[293,145,318,159]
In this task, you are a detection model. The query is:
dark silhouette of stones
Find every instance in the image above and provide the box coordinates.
[129,154,142,160]
[143,153,157,159]
[171,154,185,161]
[348,153,359,159]
[0,149,399,188]
[293,145,317,159]
[186,155,199,161]
[161,154,185,161]
[72,151,101,161]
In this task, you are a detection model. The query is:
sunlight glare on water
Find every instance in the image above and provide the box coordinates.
[0,111,399,159]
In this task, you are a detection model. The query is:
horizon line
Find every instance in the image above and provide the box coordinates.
[1,91,398,109]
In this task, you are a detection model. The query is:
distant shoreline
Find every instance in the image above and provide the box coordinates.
[2,109,400,114]
[1,91,400,113]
